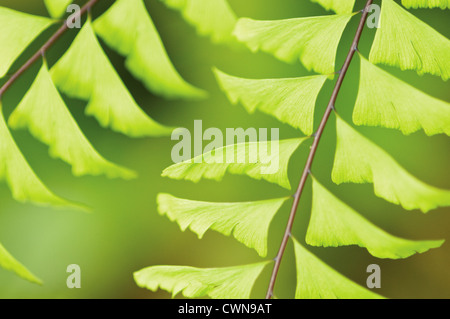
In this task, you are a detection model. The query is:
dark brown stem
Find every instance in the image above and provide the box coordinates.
[265,0,374,299]
[0,0,100,98]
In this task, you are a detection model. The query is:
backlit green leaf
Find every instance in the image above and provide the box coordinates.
[9,62,136,180]
[134,262,269,299]
[51,19,173,138]
[310,0,356,14]
[0,102,81,209]
[44,0,72,18]
[162,138,307,190]
[354,54,450,136]
[214,69,328,135]
[159,0,237,44]
[93,0,206,99]
[0,7,53,78]
[402,0,449,9]
[233,13,353,74]
[332,116,450,212]
[0,242,41,284]
[157,193,289,257]
[369,0,450,80]
[293,238,384,299]
[306,178,445,259]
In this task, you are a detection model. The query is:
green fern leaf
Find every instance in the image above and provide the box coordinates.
[51,19,174,138]
[402,0,449,9]
[0,242,42,284]
[306,178,445,259]
[157,193,289,257]
[332,116,450,212]
[214,69,328,135]
[162,138,306,190]
[0,102,82,209]
[354,54,450,136]
[93,0,206,100]
[369,0,450,80]
[43,0,72,18]
[293,238,384,299]
[233,13,353,75]
[0,7,54,78]
[159,0,237,44]
[8,62,136,180]
[134,262,269,299]
[310,0,356,14]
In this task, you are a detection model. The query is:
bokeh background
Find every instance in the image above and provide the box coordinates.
[0,0,448,299]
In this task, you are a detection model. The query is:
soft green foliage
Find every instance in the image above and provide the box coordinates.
[134,262,269,299]
[332,116,450,212]
[369,0,450,80]
[293,238,383,299]
[214,69,328,135]
[44,0,72,18]
[402,0,449,9]
[306,179,445,259]
[51,19,173,138]
[0,7,53,78]
[162,138,306,190]
[134,0,449,300]
[159,0,237,44]
[310,0,356,14]
[8,62,136,180]
[233,13,353,75]
[354,55,450,136]
[0,102,80,209]
[0,243,41,284]
[93,0,206,100]
[157,193,289,257]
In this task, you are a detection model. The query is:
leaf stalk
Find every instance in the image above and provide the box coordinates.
[265,0,374,299]
[0,0,100,99]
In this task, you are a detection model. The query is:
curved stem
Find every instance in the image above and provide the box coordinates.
[265,0,374,299]
[0,0,100,98]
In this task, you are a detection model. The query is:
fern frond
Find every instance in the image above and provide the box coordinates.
[134,262,269,299]
[51,19,174,138]
[0,102,82,210]
[93,0,206,100]
[332,116,450,212]
[0,242,41,284]
[354,54,450,136]
[159,0,237,44]
[310,0,356,14]
[306,179,445,259]
[293,238,384,299]
[0,7,54,78]
[162,138,307,190]
[44,0,72,18]
[369,0,450,80]
[214,69,328,135]
[8,62,136,180]
[157,193,289,257]
[402,0,449,9]
[233,13,354,75]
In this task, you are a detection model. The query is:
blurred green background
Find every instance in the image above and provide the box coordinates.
[0,0,449,299]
